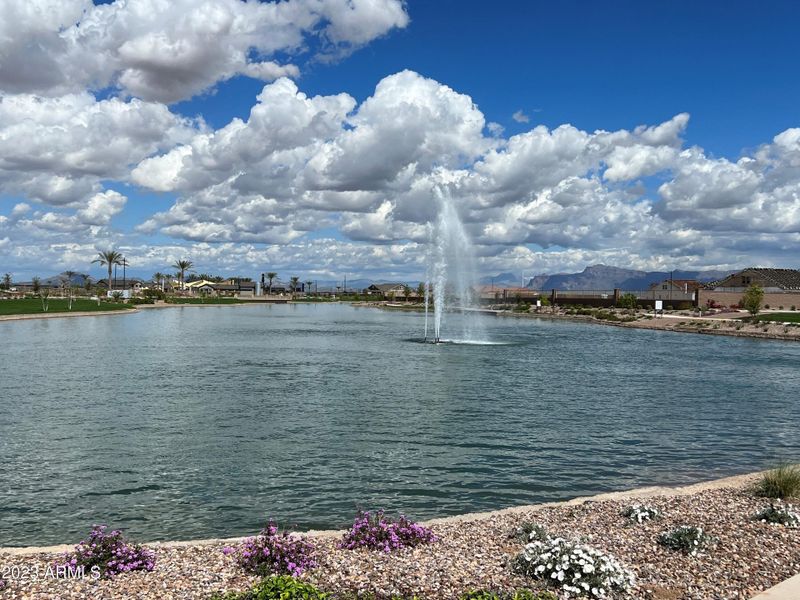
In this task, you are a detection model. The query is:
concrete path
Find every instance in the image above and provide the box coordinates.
[750,573,800,599]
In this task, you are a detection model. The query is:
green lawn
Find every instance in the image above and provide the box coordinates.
[166,297,245,304]
[757,312,800,323]
[0,298,133,315]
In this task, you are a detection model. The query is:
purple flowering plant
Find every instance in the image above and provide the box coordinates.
[222,520,316,577]
[61,525,155,578]
[338,510,436,552]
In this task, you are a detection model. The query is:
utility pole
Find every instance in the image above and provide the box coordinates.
[121,257,128,292]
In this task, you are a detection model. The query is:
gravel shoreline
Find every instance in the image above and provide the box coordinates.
[1,472,798,599]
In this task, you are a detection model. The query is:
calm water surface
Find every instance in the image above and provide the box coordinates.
[1,303,798,546]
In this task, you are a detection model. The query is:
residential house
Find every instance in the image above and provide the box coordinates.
[197,278,257,298]
[648,279,702,293]
[363,283,410,299]
[707,268,800,292]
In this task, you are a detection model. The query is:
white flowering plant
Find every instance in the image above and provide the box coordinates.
[514,536,635,598]
[620,504,659,524]
[754,502,799,527]
[657,526,715,556]
[513,522,550,543]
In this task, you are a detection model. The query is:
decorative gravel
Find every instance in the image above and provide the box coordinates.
[1,476,798,599]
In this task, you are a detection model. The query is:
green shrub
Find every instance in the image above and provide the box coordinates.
[617,292,638,309]
[620,504,659,524]
[756,465,800,498]
[657,526,715,556]
[460,590,557,600]
[513,522,549,543]
[210,576,327,600]
[753,502,799,527]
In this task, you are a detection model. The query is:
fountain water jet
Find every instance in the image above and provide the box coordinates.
[424,187,487,344]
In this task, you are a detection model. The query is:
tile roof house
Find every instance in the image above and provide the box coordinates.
[708,268,800,292]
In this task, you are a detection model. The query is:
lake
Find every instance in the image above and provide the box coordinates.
[1,303,798,546]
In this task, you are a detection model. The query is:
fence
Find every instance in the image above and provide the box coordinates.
[479,288,697,308]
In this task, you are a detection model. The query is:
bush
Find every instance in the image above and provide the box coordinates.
[756,465,800,498]
[620,504,659,524]
[223,521,316,577]
[657,526,715,556]
[338,510,435,552]
[460,590,558,600]
[617,293,638,309]
[753,502,799,527]
[60,525,155,578]
[210,576,327,600]
[513,522,549,543]
[514,536,634,597]
[143,288,166,300]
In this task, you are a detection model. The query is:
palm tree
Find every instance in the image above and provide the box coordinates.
[82,274,92,296]
[305,280,313,297]
[152,272,164,292]
[290,276,300,299]
[403,285,412,303]
[172,260,193,291]
[266,272,277,295]
[92,250,123,291]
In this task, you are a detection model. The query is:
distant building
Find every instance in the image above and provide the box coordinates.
[194,278,257,298]
[707,268,800,292]
[363,283,408,298]
[648,279,702,293]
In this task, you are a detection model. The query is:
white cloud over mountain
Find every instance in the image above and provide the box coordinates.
[0,0,798,279]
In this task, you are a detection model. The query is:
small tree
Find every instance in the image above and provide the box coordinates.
[1,272,10,290]
[618,292,638,309]
[32,276,41,296]
[289,276,300,299]
[742,284,764,318]
[403,285,412,302]
[40,288,50,312]
[417,282,425,304]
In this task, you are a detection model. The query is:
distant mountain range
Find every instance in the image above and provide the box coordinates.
[482,264,734,291]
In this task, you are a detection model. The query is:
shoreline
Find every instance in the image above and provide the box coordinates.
[2,468,798,599]
[499,310,800,342]
[0,308,137,322]
[0,469,770,553]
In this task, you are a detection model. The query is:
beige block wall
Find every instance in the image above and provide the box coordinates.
[698,289,800,309]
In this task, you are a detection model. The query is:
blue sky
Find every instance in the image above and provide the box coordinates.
[1,0,799,281]
[177,1,800,155]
